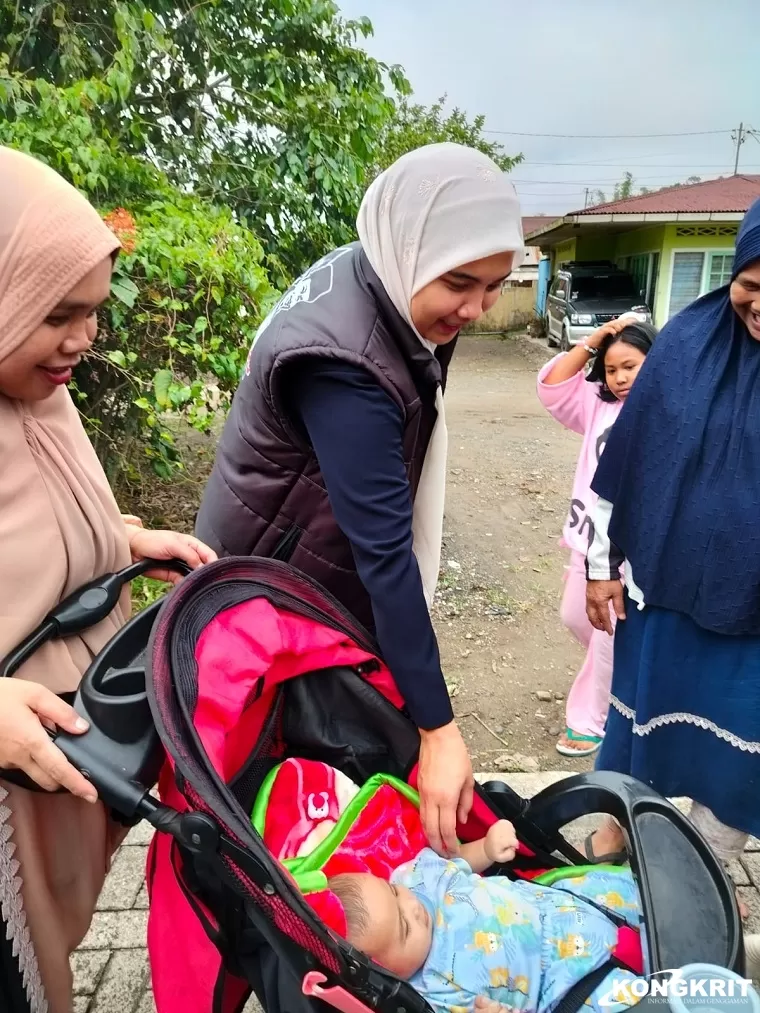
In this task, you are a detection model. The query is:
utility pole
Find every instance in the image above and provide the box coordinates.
[583,187,590,208]
[732,122,745,175]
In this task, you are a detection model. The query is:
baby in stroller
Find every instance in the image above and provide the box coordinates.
[330,819,641,1013]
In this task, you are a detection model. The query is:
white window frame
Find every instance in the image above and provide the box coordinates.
[706,251,735,290]
[665,247,736,320]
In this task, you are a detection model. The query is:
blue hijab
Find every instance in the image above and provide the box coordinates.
[591,198,760,635]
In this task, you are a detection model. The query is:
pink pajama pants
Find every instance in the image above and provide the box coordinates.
[560,551,615,738]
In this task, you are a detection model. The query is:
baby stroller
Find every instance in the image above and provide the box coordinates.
[1,556,744,1013]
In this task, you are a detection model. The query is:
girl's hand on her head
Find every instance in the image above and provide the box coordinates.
[126,527,217,584]
[0,681,98,801]
[585,320,623,350]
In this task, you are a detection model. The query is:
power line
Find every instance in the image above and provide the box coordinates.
[484,128,730,139]
[510,173,719,184]
[520,160,760,168]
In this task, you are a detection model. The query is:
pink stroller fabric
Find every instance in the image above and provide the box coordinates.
[146,597,399,1012]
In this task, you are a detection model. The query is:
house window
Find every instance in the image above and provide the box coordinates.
[708,253,734,290]
[669,253,704,318]
[668,249,736,318]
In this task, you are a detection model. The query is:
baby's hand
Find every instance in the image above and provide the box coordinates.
[485,819,518,865]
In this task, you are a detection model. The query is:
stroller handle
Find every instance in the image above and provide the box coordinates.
[0,558,190,795]
[0,557,191,678]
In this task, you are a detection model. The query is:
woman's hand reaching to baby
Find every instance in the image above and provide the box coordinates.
[418,720,474,857]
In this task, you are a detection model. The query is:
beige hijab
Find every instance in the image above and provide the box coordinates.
[357,143,524,605]
[0,146,134,1013]
[0,146,131,686]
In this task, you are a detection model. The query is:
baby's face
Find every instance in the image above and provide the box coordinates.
[350,875,433,978]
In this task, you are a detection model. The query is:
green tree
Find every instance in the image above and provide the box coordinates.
[592,172,704,204]
[371,95,522,179]
[0,51,276,490]
[614,171,635,200]
[0,1,408,282]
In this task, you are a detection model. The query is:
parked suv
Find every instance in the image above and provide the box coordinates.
[546,261,651,349]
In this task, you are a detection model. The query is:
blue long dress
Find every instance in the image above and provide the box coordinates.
[597,593,760,836]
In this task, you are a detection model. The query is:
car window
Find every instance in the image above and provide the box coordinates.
[570,274,638,301]
[552,276,567,300]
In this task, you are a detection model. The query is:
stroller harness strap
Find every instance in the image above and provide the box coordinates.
[553,958,622,1013]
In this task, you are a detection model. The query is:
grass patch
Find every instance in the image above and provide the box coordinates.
[485,588,530,615]
[131,575,171,612]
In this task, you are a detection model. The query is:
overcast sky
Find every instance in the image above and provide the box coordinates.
[338,0,760,216]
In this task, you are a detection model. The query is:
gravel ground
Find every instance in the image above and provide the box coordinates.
[433,332,595,774]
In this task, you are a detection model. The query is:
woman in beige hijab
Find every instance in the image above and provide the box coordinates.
[0,145,216,1013]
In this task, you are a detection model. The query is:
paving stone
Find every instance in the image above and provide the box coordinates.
[133,882,149,910]
[88,951,150,1013]
[729,858,751,886]
[73,949,111,995]
[80,910,148,951]
[125,821,154,846]
[136,992,156,1013]
[73,998,91,1013]
[743,854,760,888]
[98,846,148,911]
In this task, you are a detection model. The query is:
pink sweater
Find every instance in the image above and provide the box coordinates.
[537,354,622,556]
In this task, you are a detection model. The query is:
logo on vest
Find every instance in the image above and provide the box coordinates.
[245,247,352,376]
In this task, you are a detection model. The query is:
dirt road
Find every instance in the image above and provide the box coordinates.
[434,333,596,775]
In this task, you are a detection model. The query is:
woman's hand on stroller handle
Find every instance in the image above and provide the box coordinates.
[125,526,217,585]
[418,720,474,856]
[0,680,97,801]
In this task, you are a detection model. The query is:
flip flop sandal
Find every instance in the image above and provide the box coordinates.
[556,728,604,757]
[583,832,628,866]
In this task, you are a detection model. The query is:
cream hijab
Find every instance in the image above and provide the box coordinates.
[357,143,524,605]
[0,146,131,691]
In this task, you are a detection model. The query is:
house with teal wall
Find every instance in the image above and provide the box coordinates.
[525,175,760,327]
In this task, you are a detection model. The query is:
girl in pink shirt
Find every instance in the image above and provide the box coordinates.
[537,317,656,757]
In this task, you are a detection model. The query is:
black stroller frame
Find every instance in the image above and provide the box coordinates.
[0,557,744,1013]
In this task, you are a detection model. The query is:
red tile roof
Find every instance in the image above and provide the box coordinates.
[574,174,760,216]
[522,215,558,237]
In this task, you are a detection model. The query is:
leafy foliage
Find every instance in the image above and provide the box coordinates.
[0,1,408,282]
[0,48,276,489]
[590,172,705,205]
[371,95,522,179]
[0,2,520,498]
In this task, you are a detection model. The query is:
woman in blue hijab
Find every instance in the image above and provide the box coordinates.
[582,197,760,882]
